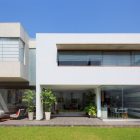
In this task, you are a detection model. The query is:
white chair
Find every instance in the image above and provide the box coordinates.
[10,109,25,120]
[113,108,120,118]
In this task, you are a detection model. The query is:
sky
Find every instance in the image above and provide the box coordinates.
[0,0,140,37]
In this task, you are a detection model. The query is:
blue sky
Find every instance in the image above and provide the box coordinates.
[0,0,140,37]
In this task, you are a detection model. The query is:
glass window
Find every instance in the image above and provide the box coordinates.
[58,51,140,66]
[132,52,140,66]
[0,38,24,63]
[103,52,131,66]
[2,38,19,45]
[0,45,2,55]
[58,51,89,66]
[19,40,25,63]
[101,86,140,119]
[89,52,102,66]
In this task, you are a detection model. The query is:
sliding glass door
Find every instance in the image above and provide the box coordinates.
[101,86,140,119]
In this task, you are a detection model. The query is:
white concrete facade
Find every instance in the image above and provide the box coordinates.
[36,33,140,120]
[36,33,140,86]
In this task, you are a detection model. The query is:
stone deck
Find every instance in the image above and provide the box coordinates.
[1,117,140,127]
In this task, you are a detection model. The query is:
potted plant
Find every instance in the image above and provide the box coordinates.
[84,103,97,118]
[22,90,35,120]
[41,88,56,120]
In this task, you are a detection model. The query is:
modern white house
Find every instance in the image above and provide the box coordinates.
[1,23,140,120]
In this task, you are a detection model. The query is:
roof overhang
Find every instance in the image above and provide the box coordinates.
[57,44,140,50]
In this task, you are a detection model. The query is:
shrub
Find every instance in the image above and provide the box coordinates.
[84,103,97,117]
[41,88,56,112]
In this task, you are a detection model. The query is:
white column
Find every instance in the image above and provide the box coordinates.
[36,85,43,120]
[96,87,101,118]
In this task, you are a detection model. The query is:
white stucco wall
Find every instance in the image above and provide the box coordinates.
[36,33,140,87]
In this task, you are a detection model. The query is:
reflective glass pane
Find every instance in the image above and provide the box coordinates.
[101,86,140,119]
[103,52,131,66]
[132,52,140,65]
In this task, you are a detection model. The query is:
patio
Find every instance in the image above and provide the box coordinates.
[0,117,140,127]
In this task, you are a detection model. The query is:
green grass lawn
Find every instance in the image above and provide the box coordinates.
[0,127,140,140]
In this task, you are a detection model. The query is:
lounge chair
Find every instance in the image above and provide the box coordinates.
[10,109,25,120]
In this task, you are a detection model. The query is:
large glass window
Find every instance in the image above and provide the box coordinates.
[58,51,140,66]
[101,86,140,119]
[0,38,25,63]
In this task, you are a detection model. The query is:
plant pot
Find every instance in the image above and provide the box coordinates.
[45,112,51,120]
[88,115,96,118]
[56,109,59,114]
[28,112,34,120]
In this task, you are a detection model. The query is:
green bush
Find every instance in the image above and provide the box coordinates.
[22,90,35,112]
[41,88,56,112]
[84,104,97,117]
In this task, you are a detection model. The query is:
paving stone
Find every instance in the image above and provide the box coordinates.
[0,117,140,127]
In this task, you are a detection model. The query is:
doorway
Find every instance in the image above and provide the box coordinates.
[53,89,96,116]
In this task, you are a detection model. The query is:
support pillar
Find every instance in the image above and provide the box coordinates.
[36,85,43,120]
[96,87,101,118]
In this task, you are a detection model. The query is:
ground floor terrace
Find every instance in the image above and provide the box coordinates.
[0,85,140,120]
[36,85,140,120]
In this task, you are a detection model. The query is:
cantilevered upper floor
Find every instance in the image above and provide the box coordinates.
[0,23,36,85]
[36,33,140,87]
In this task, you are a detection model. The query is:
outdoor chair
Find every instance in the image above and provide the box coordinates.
[10,109,25,120]
[110,108,114,117]
[113,108,121,118]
